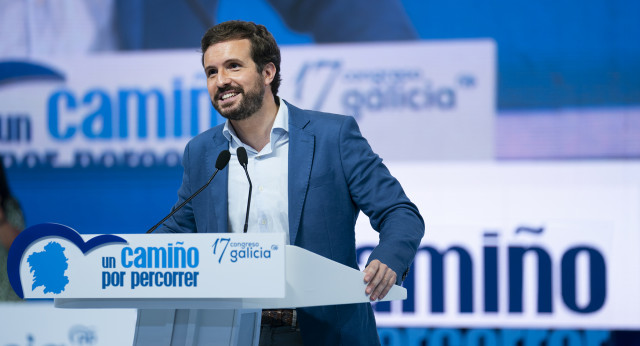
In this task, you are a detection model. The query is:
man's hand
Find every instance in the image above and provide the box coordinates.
[363,260,397,301]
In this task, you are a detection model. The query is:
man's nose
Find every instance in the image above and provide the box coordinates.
[216,71,231,87]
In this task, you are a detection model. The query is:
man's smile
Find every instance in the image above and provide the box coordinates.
[217,89,242,106]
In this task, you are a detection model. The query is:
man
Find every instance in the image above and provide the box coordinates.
[156,20,424,345]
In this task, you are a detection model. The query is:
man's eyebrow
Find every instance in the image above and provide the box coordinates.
[204,59,243,70]
[223,58,243,65]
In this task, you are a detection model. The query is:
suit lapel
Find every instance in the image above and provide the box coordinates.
[210,129,229,233]
[287,103,314,245]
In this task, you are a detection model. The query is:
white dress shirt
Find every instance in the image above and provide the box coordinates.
[223,99,290,243]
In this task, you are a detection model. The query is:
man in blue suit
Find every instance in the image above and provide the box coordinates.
[156,21,424,345]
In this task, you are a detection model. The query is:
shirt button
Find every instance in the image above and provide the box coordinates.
[260,219,267,225]
[258,186,264,192]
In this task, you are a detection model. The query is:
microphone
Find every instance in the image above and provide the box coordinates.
[236,146,252,233]
[146,150,231,233]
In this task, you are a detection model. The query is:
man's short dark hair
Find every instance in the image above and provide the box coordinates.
[201,20,282,97]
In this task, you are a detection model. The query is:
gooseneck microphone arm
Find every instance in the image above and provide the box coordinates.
[146,150,231,234]
[236,147,252,233]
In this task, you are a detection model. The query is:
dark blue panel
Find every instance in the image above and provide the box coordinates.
[6,167,183,234]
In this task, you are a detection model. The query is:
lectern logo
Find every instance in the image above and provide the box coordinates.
[211,238,276,263]
[7,223,127,299]
[27,241,70,294]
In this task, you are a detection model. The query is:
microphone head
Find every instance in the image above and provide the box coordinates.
[215,150,231,170]
[237,146,248,167]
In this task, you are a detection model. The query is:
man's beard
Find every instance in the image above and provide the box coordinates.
[212,80,265,121]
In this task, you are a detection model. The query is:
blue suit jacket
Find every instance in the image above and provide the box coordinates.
[158,101,424,345]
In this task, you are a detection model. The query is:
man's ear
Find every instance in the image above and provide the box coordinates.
[262,62,276,86]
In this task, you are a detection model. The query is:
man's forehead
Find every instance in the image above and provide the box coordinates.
[203,39,252,63]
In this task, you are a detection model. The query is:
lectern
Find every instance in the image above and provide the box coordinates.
[9,225,406,346]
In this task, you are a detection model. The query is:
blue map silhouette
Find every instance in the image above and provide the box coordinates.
[27,241,69,294]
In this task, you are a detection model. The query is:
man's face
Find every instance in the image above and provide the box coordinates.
[203,39,267,121]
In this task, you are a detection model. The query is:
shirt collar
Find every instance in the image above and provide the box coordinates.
[222,97,289,154]
[272,98,289,134]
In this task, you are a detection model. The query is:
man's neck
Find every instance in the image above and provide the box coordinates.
[230,95,279,152]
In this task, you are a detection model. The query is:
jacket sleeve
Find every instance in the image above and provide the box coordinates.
[338,116,425,284]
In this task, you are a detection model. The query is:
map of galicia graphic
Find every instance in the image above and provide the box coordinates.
[27,241,70,294]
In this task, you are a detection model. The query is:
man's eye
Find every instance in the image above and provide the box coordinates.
[230,63,240,69]
[207,69,217,77]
